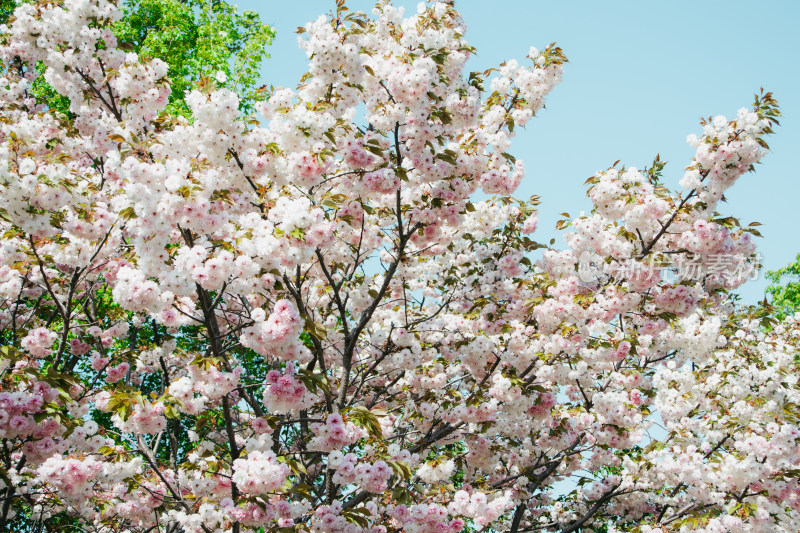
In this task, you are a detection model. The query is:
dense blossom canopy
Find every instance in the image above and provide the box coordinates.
[0,0,795,532]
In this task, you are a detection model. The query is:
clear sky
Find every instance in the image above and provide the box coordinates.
[236,0,800,304]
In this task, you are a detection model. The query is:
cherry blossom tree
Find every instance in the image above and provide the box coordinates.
[0,1,795,532]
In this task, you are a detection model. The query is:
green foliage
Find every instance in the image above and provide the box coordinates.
[112,0,198,116]
[766,253,800,318]
[0,0,17,24]
[1,0,274,116]
[28,60,72,116]
[113,0,275,116]
[5,506,84,533]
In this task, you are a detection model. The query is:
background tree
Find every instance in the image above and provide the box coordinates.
[766,253,800,318]
[0,0,274,116]
[112,0,274,115]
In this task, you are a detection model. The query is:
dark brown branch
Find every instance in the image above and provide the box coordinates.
[510,504,526,533]
[560,484,621,533]
[638,190,696,259]
[74,67,123,122]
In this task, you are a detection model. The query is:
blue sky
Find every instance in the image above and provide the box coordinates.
[236,0,800,304]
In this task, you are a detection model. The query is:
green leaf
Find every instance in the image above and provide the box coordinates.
[347,405,383,439]
[303,314,328,340]
[387,460,412,480]
[119,206,137,220]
